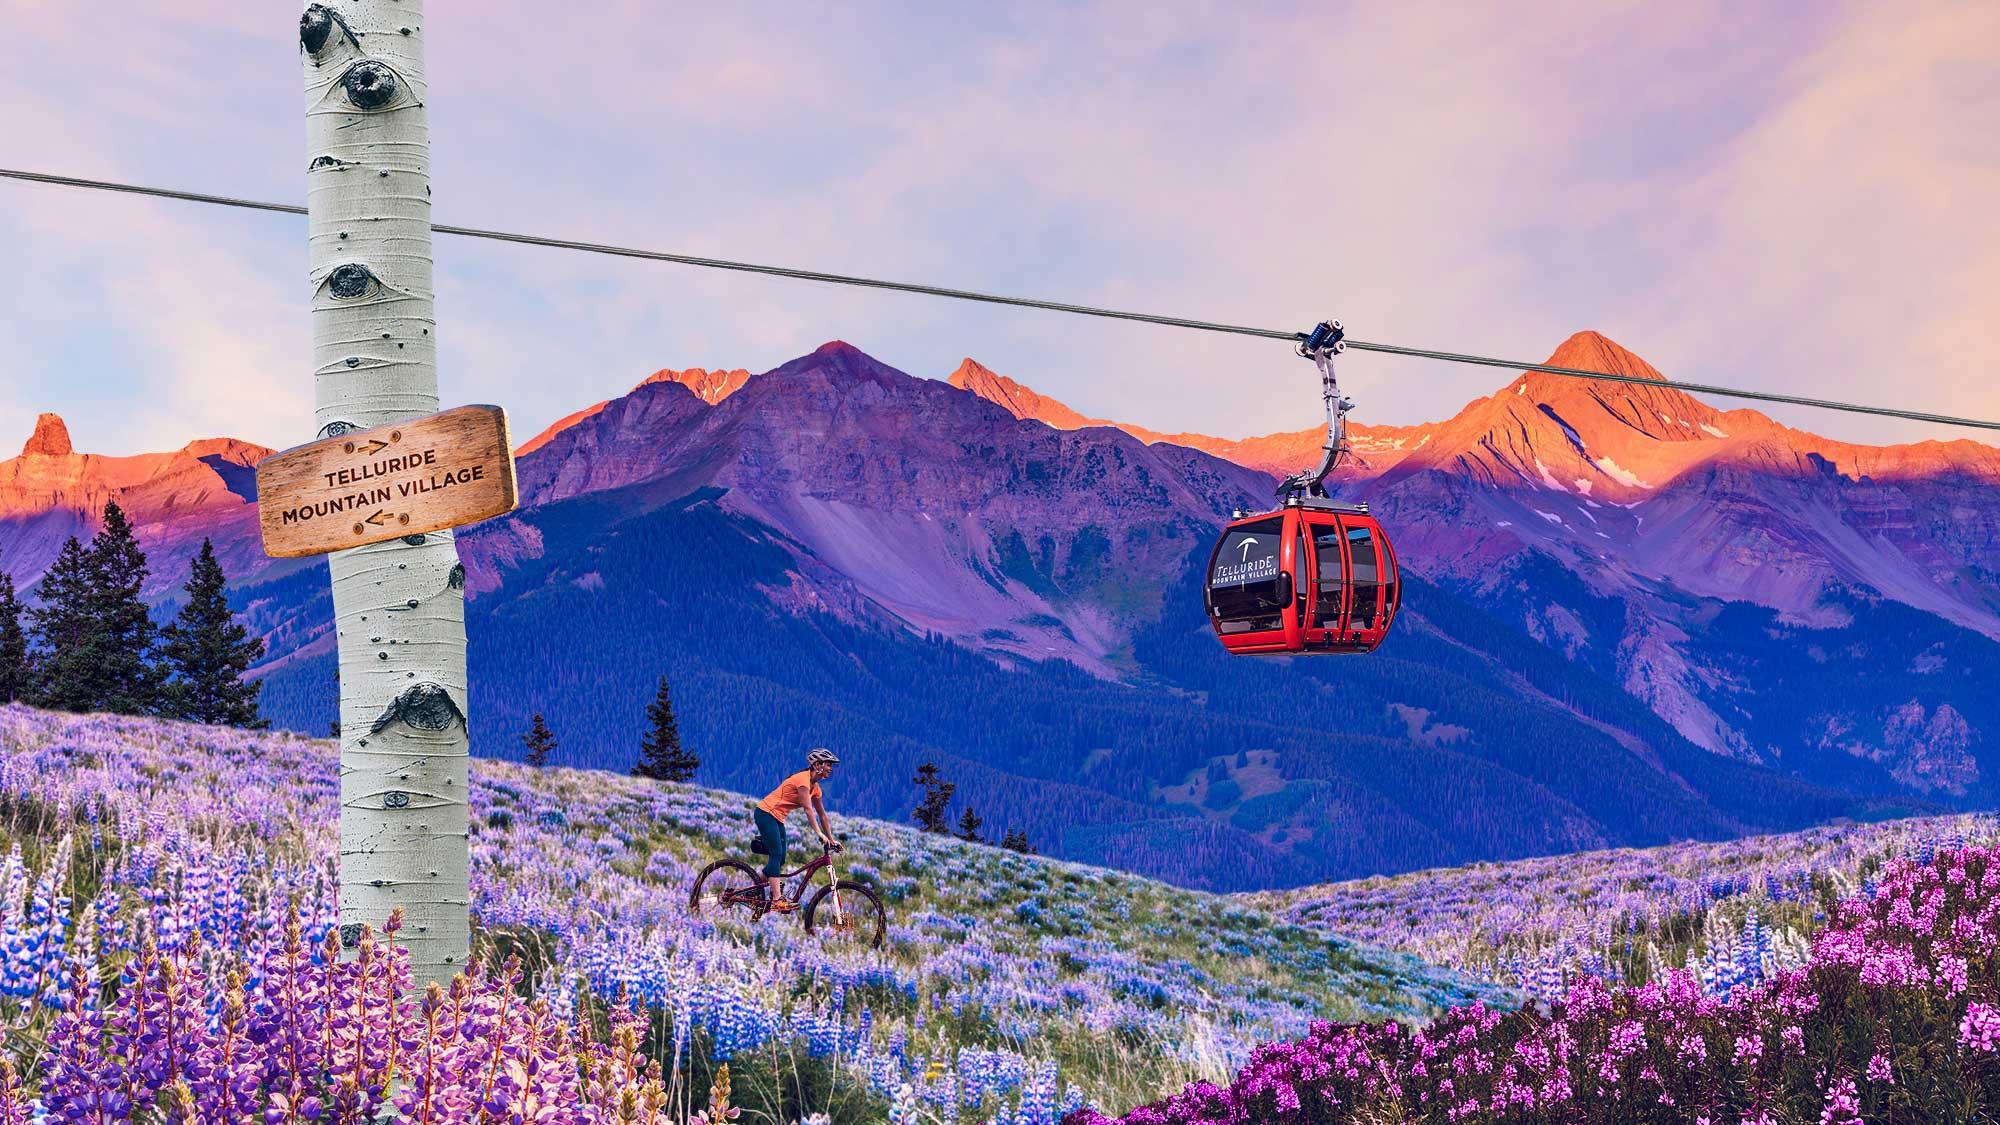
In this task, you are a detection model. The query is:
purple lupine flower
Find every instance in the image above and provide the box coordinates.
[393,980,458,1124]
[188,970,269,1124]
[321,918,406,1121]
[0,1060,32,1125]
[249,912,331,1125]
[41,960,133,1124]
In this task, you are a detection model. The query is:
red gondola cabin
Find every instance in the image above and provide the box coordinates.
[1203,498,1400,655]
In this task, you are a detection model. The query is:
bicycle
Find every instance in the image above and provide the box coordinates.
[689,842,887,950]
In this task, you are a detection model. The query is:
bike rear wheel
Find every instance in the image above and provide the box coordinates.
[690,859,766,920]
[804,880,887,951]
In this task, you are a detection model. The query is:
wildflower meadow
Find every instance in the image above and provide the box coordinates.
[1070,841,2000,1123]
[0,703,1993,1121]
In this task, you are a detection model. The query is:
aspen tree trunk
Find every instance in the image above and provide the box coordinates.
[301,0,469,986]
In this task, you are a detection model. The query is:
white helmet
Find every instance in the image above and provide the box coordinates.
[807,747,841,767]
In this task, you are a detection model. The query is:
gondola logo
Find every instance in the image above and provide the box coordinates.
[1213,538,1278,586]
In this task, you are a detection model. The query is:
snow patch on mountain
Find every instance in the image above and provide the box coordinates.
[1592,457,1648,489]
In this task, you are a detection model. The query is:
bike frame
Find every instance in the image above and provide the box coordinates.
[733,847,845,919]
[766,850,833,883]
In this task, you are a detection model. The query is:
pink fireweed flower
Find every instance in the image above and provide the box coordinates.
[1961,1002,2000,1054]
[1608,1020,1646,1056]
[1780,1025,1806,1056]
[1935,954,1969,996]
[1820,1075,1860,1125]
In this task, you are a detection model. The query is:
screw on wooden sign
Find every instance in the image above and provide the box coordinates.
[255,404,518,558]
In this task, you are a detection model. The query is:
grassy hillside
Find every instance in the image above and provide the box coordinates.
[0,704,1504,1122]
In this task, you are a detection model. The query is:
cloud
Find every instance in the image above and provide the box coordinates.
[0,4,305,454]
[1,173,308,455]
[1625,2,2000,444]
[0,1,1992,455]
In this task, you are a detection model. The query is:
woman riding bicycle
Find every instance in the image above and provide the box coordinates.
[691,745,883,948]
[754,747,841,913]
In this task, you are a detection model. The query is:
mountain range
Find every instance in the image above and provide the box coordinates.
[955,333,2000,778]
[1,333,1992,889]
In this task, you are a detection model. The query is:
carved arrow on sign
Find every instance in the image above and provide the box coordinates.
[359,438,391,455]
[364,509,394,527]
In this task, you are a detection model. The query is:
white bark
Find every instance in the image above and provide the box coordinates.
[302,0,469,986]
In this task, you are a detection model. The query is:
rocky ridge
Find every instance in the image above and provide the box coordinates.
[0,416,274,598]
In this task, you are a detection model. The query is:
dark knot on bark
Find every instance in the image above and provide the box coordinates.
[342,61,399,110]
[370,682,466,735]
[299,6,336,55]
[327,263,376,300]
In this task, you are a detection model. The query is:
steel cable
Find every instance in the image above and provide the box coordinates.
[4,166,1994,433]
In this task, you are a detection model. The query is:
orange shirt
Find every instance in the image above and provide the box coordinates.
[757,770,821,821]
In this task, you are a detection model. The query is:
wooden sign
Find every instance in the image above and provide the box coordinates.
[256,404,518,558]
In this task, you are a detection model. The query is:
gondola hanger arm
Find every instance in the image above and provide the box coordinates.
[1276,320,1352,499]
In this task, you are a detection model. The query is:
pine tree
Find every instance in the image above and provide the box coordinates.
[632,676,698,782]
[956,806,984,843]
[84,502,162,716]
[158,539,267,728]
[1001,827,1034,854]
[0,572,27,705]
[913,762,956,834]
[26,536,99,712]
[522,712,556,768]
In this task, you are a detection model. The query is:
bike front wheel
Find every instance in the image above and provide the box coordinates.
[804,880,887,951]
[690,859,766,921]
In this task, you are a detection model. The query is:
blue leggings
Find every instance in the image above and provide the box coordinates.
[754,808,787,878]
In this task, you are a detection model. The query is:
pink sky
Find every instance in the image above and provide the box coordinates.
[0,2,1995,454]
